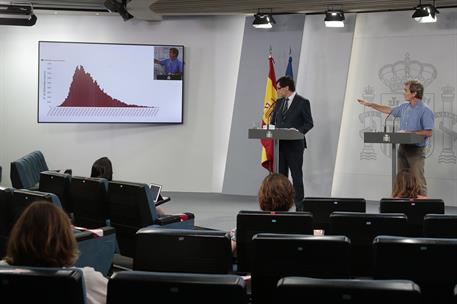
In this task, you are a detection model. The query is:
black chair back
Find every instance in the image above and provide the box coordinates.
[380,198,445,236]
[107,181,155,257]
[423,214,457,238]
[302,197,366,231]
[0,266,85,304]
[329,212,408,276]
[39,171,72,214]
[252,233,351,304]
[70,176,109,228]
[107,271,248,304]
[10,189,62,227]
[276,277,421,303]
[0,187,13,256]
[134,228,232,274]
[236,210,313,272]
[374,235,457,304]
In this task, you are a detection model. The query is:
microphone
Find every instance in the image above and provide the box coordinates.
[392,115,399,133]
[383,111,393,133]
[268,99,279,127]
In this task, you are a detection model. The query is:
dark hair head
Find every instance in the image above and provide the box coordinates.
[169,48,179,57]
[258,173,294,211]
[405,80,424,100]
[90,157,113,181]
[392,169,425,198]
[5,201,78,267]
[277,76,295,92]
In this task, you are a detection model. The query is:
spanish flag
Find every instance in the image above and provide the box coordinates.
[260,55,277,171]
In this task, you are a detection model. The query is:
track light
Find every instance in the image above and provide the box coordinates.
[253,9,275,29]
[104,0,133,21]
[0,4,37,26]
[412,1,439,23]
[324,10,345,28]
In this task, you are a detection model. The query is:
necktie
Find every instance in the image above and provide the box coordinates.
[282,98,289,114]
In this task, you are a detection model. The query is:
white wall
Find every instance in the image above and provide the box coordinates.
[332,8,457,206]
[0,14,244,192]
[297,14,355,196]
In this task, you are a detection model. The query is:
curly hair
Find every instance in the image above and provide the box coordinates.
[392,169,425,199]
[404,80,424,100]
[5,201,78,267]
[258,173,294,211]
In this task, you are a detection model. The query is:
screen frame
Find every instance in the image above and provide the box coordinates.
[37,40,185,124]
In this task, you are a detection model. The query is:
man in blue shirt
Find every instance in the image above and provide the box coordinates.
[358,80,434,193]
[154,47,183,76]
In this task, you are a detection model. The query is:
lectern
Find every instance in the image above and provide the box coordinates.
[249,128,305,173]
[364,132,425,189]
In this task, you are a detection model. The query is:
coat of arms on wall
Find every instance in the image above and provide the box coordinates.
[359,53,456,165]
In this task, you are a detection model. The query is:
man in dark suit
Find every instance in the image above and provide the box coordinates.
[271,76,313,210]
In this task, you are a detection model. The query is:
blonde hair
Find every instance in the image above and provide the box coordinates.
[392,169,425,199]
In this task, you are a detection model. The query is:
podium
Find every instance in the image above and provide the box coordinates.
[364,132,426,189]
[249,127,305,173]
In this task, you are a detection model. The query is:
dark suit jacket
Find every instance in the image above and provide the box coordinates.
[271,94,313,148]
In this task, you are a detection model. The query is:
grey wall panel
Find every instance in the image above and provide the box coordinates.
[222,14,305,195]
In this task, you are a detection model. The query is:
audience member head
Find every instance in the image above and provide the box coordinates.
[5,201,78,267]
[392,169,425,199]
[90,157,113,181]
[258,173,294,211]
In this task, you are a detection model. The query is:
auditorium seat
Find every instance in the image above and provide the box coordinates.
[0,266,85,304]
[0,187,13,256]
[252,233,351,304]
[107,271,248,304]
[10,150,48,189]
[107,180,194,258]
[236,210,313,272]
[70,176,110,228]
[134,227,232,274]
[374,235,457,304]
[276,276,421,303]
[9,189,62,226]
[423,214,457,238]
[74,226,116,276]
[302,197,366,232]
[329,212,408,277]
[39,170,72,215]
[379,198,445,236]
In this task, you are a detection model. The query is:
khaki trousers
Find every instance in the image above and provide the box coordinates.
[398,144,426,194]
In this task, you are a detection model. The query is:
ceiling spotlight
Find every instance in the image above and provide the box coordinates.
[324,10,345,27]
[253,9,275,29]
[412,1,439,23]
[104,0,133,21]
[0,4,37,26]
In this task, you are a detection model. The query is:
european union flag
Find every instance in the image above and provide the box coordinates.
[285,55,293,79]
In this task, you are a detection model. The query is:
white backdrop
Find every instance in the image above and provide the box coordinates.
[332,9,457,205]
[0,14,244,192]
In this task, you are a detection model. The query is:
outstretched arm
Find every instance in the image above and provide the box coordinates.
[357,99,392,114]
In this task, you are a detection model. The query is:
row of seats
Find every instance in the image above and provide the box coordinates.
[0,187,116,275]
[130,227,457,304]
[301,197,446,235]
[38,171,195,257]
[1,256,456,304]
[236,210,457,274]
